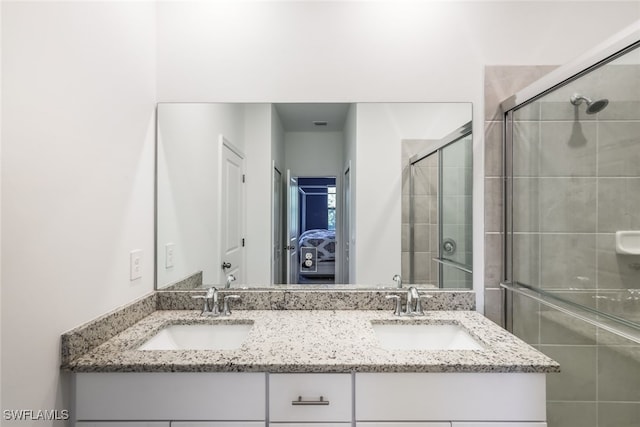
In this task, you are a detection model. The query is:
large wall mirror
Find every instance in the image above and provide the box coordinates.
[156,103,472,290]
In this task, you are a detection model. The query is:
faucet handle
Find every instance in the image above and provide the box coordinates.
[415,292,434,316]
[223,294,241,316]
[385,294,402,316]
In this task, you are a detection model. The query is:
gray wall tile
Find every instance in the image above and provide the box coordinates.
[484,65,556,121]
[547,402,597,427]
[484,233,502,288]
[539,309,597,345]
[513,177,540,232]
[540,234,596,290]
[512,291,540,346]
[513,233,540,288]
[598,344,640,401]
[598,402,640,427]
[598,100,640,121]
[540,121,597,177]
[485,177,503,232]
[513,120,540,176]
[540,177,597,232]
[484,120,502,177]
[598,178,640,232]
[483,288,503,325]
[599,121,640,177]
[541,345,597,401]
[413,223,430,252]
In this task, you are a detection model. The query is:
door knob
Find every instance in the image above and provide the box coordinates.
[221,261,232,270]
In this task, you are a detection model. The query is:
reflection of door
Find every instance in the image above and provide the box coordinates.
[220,137,244,283]
[285,170,299,284]
[343,164,351,284]
[272,164,282,284]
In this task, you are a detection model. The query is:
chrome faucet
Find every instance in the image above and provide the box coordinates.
[392,274,402,289]
[386,286,429,316]
[225,274,236,289]
[191,287,221,316]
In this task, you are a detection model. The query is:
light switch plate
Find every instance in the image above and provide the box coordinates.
[130,250,142,281]
[165,243,175,268]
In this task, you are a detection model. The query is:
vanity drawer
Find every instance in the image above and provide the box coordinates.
[269,374,352,422]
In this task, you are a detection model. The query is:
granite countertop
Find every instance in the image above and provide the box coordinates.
[63,310,559,374]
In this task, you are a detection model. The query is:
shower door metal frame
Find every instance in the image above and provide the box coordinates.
[408,121,472,286]
[500,21,640,337]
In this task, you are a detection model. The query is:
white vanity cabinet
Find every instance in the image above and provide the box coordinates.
[355,373,547,426]
[269,373,352,427]
[73,372,548,426]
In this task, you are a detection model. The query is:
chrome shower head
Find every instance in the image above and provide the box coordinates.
[570,93,609,114]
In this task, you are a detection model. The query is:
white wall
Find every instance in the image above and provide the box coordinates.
[271,106,286,173]
[243,104,273,285]
[157,103,245,287]
[354,103,471,284]
[1,1,156,424]
[284,131,344,177]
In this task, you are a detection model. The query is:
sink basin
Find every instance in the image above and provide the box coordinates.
[372,323,484,350]
[138,323,253,351]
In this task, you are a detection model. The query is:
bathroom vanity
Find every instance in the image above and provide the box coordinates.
[62,299,558,427]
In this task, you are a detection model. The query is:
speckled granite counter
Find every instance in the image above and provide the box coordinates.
[62,310,559,374]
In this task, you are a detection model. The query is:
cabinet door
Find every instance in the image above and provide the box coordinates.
[76,423,169,427]
[451,424,546,427]
[356,373,546,422]
[269,374,352,422]
[75,373,266,421]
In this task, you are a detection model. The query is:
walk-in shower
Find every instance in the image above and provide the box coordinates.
[500,22,640,427]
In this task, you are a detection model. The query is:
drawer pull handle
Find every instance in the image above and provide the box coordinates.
[291,395,330,406]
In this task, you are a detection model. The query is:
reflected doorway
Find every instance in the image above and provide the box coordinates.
[285,175,338,284]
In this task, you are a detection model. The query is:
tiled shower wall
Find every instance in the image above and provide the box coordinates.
[485,64,640,427]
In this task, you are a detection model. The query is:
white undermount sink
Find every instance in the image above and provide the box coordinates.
[137,323,253,351]
[372,323,484,350]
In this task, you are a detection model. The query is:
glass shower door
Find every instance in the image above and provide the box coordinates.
[407,122,472,288]
[440,134,473,288]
